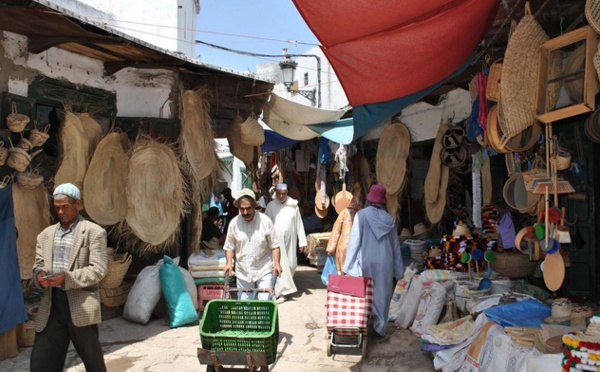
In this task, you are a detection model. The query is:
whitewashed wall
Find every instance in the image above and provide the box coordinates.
[2,31,175,118]
[46,0,199,58]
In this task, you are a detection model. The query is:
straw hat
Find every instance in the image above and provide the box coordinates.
[429,247,443,258]
[452,223,471,236]
[233,188,256,208]
[399,228,412,241]
[83,132,130,226]
[544,298,575,324]
[570,306,594,328]
[499,2,561,145]
[413,223,430,239]
[376,122,410,195]
[181,88,218,182]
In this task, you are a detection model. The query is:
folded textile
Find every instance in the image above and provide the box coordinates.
[193,276,234,286]
[188,262,226,271]
[187,250,227,267]
[190,270,226,279]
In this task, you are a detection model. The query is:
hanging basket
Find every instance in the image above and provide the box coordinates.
[0,141,7,166]
[28,125,51,148]
[16,137,34,151]
[7,148,41,173]
[490,252,538,278]
[6,102,30,133]
[15,169,44,189]
[239,113,265,146]
[100,252,132,289]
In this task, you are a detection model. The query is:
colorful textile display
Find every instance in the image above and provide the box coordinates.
[562,314,600,371]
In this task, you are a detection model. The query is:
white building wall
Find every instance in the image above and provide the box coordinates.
[46,0,198,58]
[2,31,175,118]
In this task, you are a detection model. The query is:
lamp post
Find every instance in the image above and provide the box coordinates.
[278,48,321,108]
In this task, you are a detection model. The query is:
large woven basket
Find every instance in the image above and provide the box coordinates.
[490,252,538,278]
[239,112,265,146]
[7,148,41,173]
[100,281,131,307]
[6,102,30,133]
[100,252,132,289]
[586,0,600,34]
[16,321,35,347]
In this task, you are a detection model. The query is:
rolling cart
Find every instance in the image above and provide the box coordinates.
[325,274,374,359]
[198,273,278,371]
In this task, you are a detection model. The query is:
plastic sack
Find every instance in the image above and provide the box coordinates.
[321,255,336,286]
[483,299,550,327]
[159,255,198,328]
[123,261,162,325]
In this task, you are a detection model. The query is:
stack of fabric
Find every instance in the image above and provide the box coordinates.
[562,313,600,371]
[187,249,229,284]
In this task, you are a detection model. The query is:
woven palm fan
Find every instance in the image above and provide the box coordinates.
[180,88,218,182]
[12,183,50,280]
[424,123,449,203]
[125,136,186,250]
[83,132,130,226]
[75,113,103,154]
[426,165,449,224]
[499,2,562,145]
[55,111,90,194]
[376,122,410,195]
[227,113,255,168]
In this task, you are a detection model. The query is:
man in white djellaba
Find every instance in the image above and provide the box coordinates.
[265,183,307,303]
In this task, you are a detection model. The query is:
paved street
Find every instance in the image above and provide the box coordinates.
[1,265,435,371]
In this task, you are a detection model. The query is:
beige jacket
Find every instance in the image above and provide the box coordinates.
[32,219,108,332]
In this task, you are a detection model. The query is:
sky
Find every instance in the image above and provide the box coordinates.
[195,1,320,74]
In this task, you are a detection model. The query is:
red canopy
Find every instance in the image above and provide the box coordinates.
[293,0,501,106]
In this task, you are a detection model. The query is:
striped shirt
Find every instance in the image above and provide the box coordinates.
[52,215,82,276]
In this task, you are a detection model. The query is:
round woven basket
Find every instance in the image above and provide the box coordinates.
[490,252,538,278]
[0,141,8,166]
[7,147,33,172]
[16,137,34,151]
[239,112,265,146]
[499,2,561,144]
[586,0,600,34]
[15,169,44,189]
[28,125,51,148]
[100,252,132,289]
[556,151,572,171]
[6,102,30,133]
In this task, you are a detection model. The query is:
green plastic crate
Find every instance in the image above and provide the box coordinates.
[200,300,279,364]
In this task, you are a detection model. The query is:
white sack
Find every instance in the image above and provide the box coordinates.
[123,262,162,324]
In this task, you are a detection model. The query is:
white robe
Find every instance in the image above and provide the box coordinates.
[266,197,307,297]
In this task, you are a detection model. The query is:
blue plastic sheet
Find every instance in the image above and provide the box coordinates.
[483,299,551,327]
[0,183,28,333]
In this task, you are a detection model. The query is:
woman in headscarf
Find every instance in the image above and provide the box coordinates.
[343,184,404,338]
[326,188,363,274]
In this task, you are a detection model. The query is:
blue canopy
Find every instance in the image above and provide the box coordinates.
[260,129,301,152]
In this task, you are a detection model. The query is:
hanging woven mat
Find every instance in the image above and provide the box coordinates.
[55,111,90,193]
[239,112,265,146]
[376,122,410,195]
[499,2,561,146]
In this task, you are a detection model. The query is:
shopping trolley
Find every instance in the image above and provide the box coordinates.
[326,274,374,359]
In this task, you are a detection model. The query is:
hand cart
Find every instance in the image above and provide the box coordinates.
[198,273,278,372]
[326,275,374,359]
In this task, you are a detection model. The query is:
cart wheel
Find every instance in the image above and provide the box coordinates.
[362,337,368,358]
[326,339,332,357]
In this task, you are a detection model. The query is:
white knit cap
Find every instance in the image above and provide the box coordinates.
[276,183,288,190]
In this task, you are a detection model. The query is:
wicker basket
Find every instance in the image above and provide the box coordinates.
[6,102,30,133]
[100,281,131,307]
[490,252,538,278]
[100,252,132,289]
[7,147,31,172]
[556,150,572,171]
[15,169,44,189]
[28,125,51,148]
[586,0,600,34]
[486,60,502,102]
[239,112,265,146]
[16,137,33,151]
[0,141,7,166]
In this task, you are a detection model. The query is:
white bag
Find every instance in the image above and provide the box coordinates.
[410,281,447,337]
[179,266,198,310]
[395,275,426,329]
[123,262,162,325]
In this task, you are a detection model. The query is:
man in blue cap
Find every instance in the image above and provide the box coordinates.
[30,183,108,372]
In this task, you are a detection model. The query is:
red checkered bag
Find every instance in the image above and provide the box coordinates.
[326,276,374,336]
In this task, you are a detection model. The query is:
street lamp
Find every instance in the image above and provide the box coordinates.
[278,48,322,108]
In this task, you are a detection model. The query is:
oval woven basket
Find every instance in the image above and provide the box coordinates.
[490,252,538,278]
[28,125,51,148]
[6,102,30,133]
[15,169,44,189]
[100,252,132,289]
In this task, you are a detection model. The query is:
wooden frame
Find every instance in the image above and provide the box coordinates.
[536,26,598,123]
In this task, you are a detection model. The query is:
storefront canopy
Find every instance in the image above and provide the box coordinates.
[292,0,501,106]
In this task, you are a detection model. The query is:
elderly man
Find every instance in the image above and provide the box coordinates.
[265,183,307,303]
[223,188,282,300]
[30,183,108,372]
